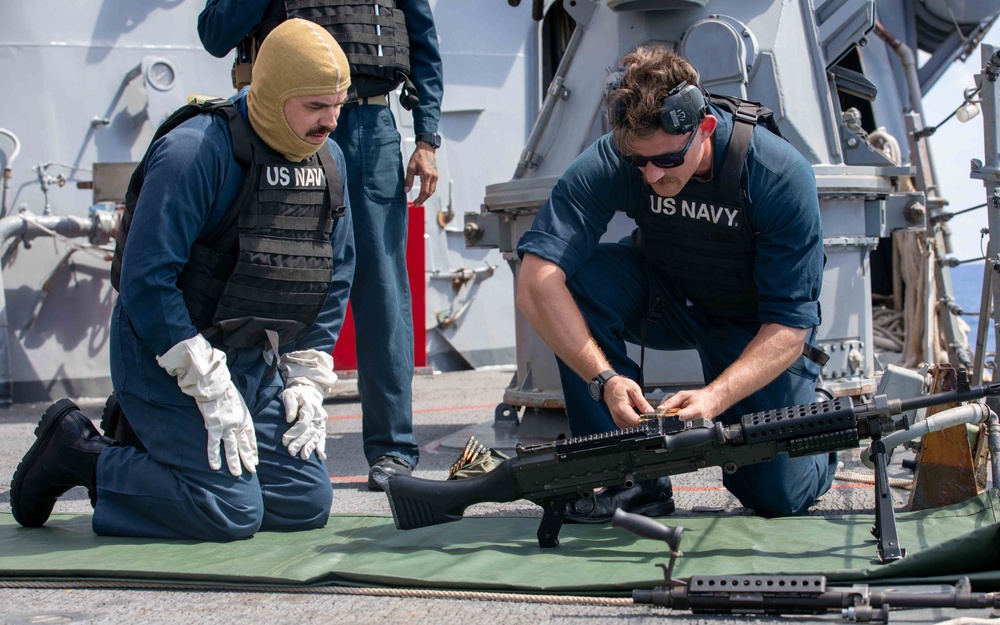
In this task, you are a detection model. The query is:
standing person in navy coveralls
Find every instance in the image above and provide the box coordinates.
[516,45,836,522]
[198,0,443,490]
[10,20,356,540]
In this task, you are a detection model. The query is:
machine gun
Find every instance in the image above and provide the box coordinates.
[610,508,1000,623]
[633,575,997,623]
[384,377,1000,557]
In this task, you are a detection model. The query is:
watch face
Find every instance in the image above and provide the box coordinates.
[588,379,602,401]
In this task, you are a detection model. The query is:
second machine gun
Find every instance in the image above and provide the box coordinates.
[384,377,1000,560]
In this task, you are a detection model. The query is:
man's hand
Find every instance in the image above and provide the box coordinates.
[405,143,438,206]
[157,335,258,477]
[516,255,651,429]
[604,375,654,429]
[281,382,329,460]
[656,388,723,421]
[278,350,337,461]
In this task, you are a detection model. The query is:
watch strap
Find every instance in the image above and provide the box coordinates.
[595,369,618,385]
[415,132,441,149]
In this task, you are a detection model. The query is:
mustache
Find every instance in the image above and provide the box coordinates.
[642,172,681,187]
[306,125,335,136]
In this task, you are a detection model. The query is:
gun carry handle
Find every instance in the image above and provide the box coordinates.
[612,508,684,552]
[384,460,519,530]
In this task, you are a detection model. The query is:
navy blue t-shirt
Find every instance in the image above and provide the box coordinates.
[517,104,823,330]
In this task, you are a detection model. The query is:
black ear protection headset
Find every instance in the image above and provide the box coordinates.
[608,77,708,135]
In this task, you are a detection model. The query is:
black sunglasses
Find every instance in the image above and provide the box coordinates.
[622,129,698,169]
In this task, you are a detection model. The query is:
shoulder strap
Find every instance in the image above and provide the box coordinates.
[707,93,784,139]
[316,144,345,215]
[134,99,246,182]
[197,102,259,250]
[212,102,254,168]
[706,93,787,205]
[717,100,759,205]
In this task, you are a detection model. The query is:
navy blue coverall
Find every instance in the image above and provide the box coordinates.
[100,92,355,540]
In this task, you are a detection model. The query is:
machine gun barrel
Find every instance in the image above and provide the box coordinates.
[383,381,1000,549]
[893,381,1000,413]
[634,576,999,620]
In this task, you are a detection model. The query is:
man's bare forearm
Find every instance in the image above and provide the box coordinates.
[657,322,809,420]
[516,254,610,380]
[517,254,654,427]
[705,322,808,413]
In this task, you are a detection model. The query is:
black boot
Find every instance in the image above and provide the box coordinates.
[367,455,413,491]
[563,476,675,524]
[10,399,116,527]
[100,393,146,452]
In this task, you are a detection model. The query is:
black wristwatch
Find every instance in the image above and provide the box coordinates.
[587,369,620,402]
[414,132,441,149]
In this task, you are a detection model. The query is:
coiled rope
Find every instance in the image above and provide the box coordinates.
[0,579,633,605]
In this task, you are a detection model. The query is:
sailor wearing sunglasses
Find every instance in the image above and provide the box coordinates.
[516,44,833,525]
[616,80,714,199]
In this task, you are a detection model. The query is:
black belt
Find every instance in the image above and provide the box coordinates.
[345,93,389,107]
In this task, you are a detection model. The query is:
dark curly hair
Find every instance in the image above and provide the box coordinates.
[608,44,700,152]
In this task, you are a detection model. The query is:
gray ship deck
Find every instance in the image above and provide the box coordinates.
[0,368,996,624]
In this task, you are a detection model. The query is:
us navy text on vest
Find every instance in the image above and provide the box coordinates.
[262,165,327,189]
[646,196,742,229]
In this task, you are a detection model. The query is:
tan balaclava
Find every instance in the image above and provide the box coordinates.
[247,18,351,162]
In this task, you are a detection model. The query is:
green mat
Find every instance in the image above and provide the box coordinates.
[2,493,998,592]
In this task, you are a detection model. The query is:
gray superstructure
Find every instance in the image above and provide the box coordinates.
[0,0,997,408]
[464,0,1000,411]
[0,2,232,401]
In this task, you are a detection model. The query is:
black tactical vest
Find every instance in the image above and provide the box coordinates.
[634,98,777,321]
[112,101,346,350]
[259,0,411,99]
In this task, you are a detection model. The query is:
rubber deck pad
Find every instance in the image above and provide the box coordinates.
[0,493,997,592]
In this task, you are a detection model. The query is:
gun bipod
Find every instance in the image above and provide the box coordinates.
[865,415,906,563]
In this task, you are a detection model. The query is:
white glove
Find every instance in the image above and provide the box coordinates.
[157,334,258,476]
[278,350,338,461]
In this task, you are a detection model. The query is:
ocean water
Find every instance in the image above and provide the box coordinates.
[949,261,996,362]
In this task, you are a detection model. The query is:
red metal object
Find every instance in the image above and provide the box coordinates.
[409,202,427,367]
[333,305,358,370]
[332,202,426,371]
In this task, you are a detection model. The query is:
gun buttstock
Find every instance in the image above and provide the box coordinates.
[385,460,519,530]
